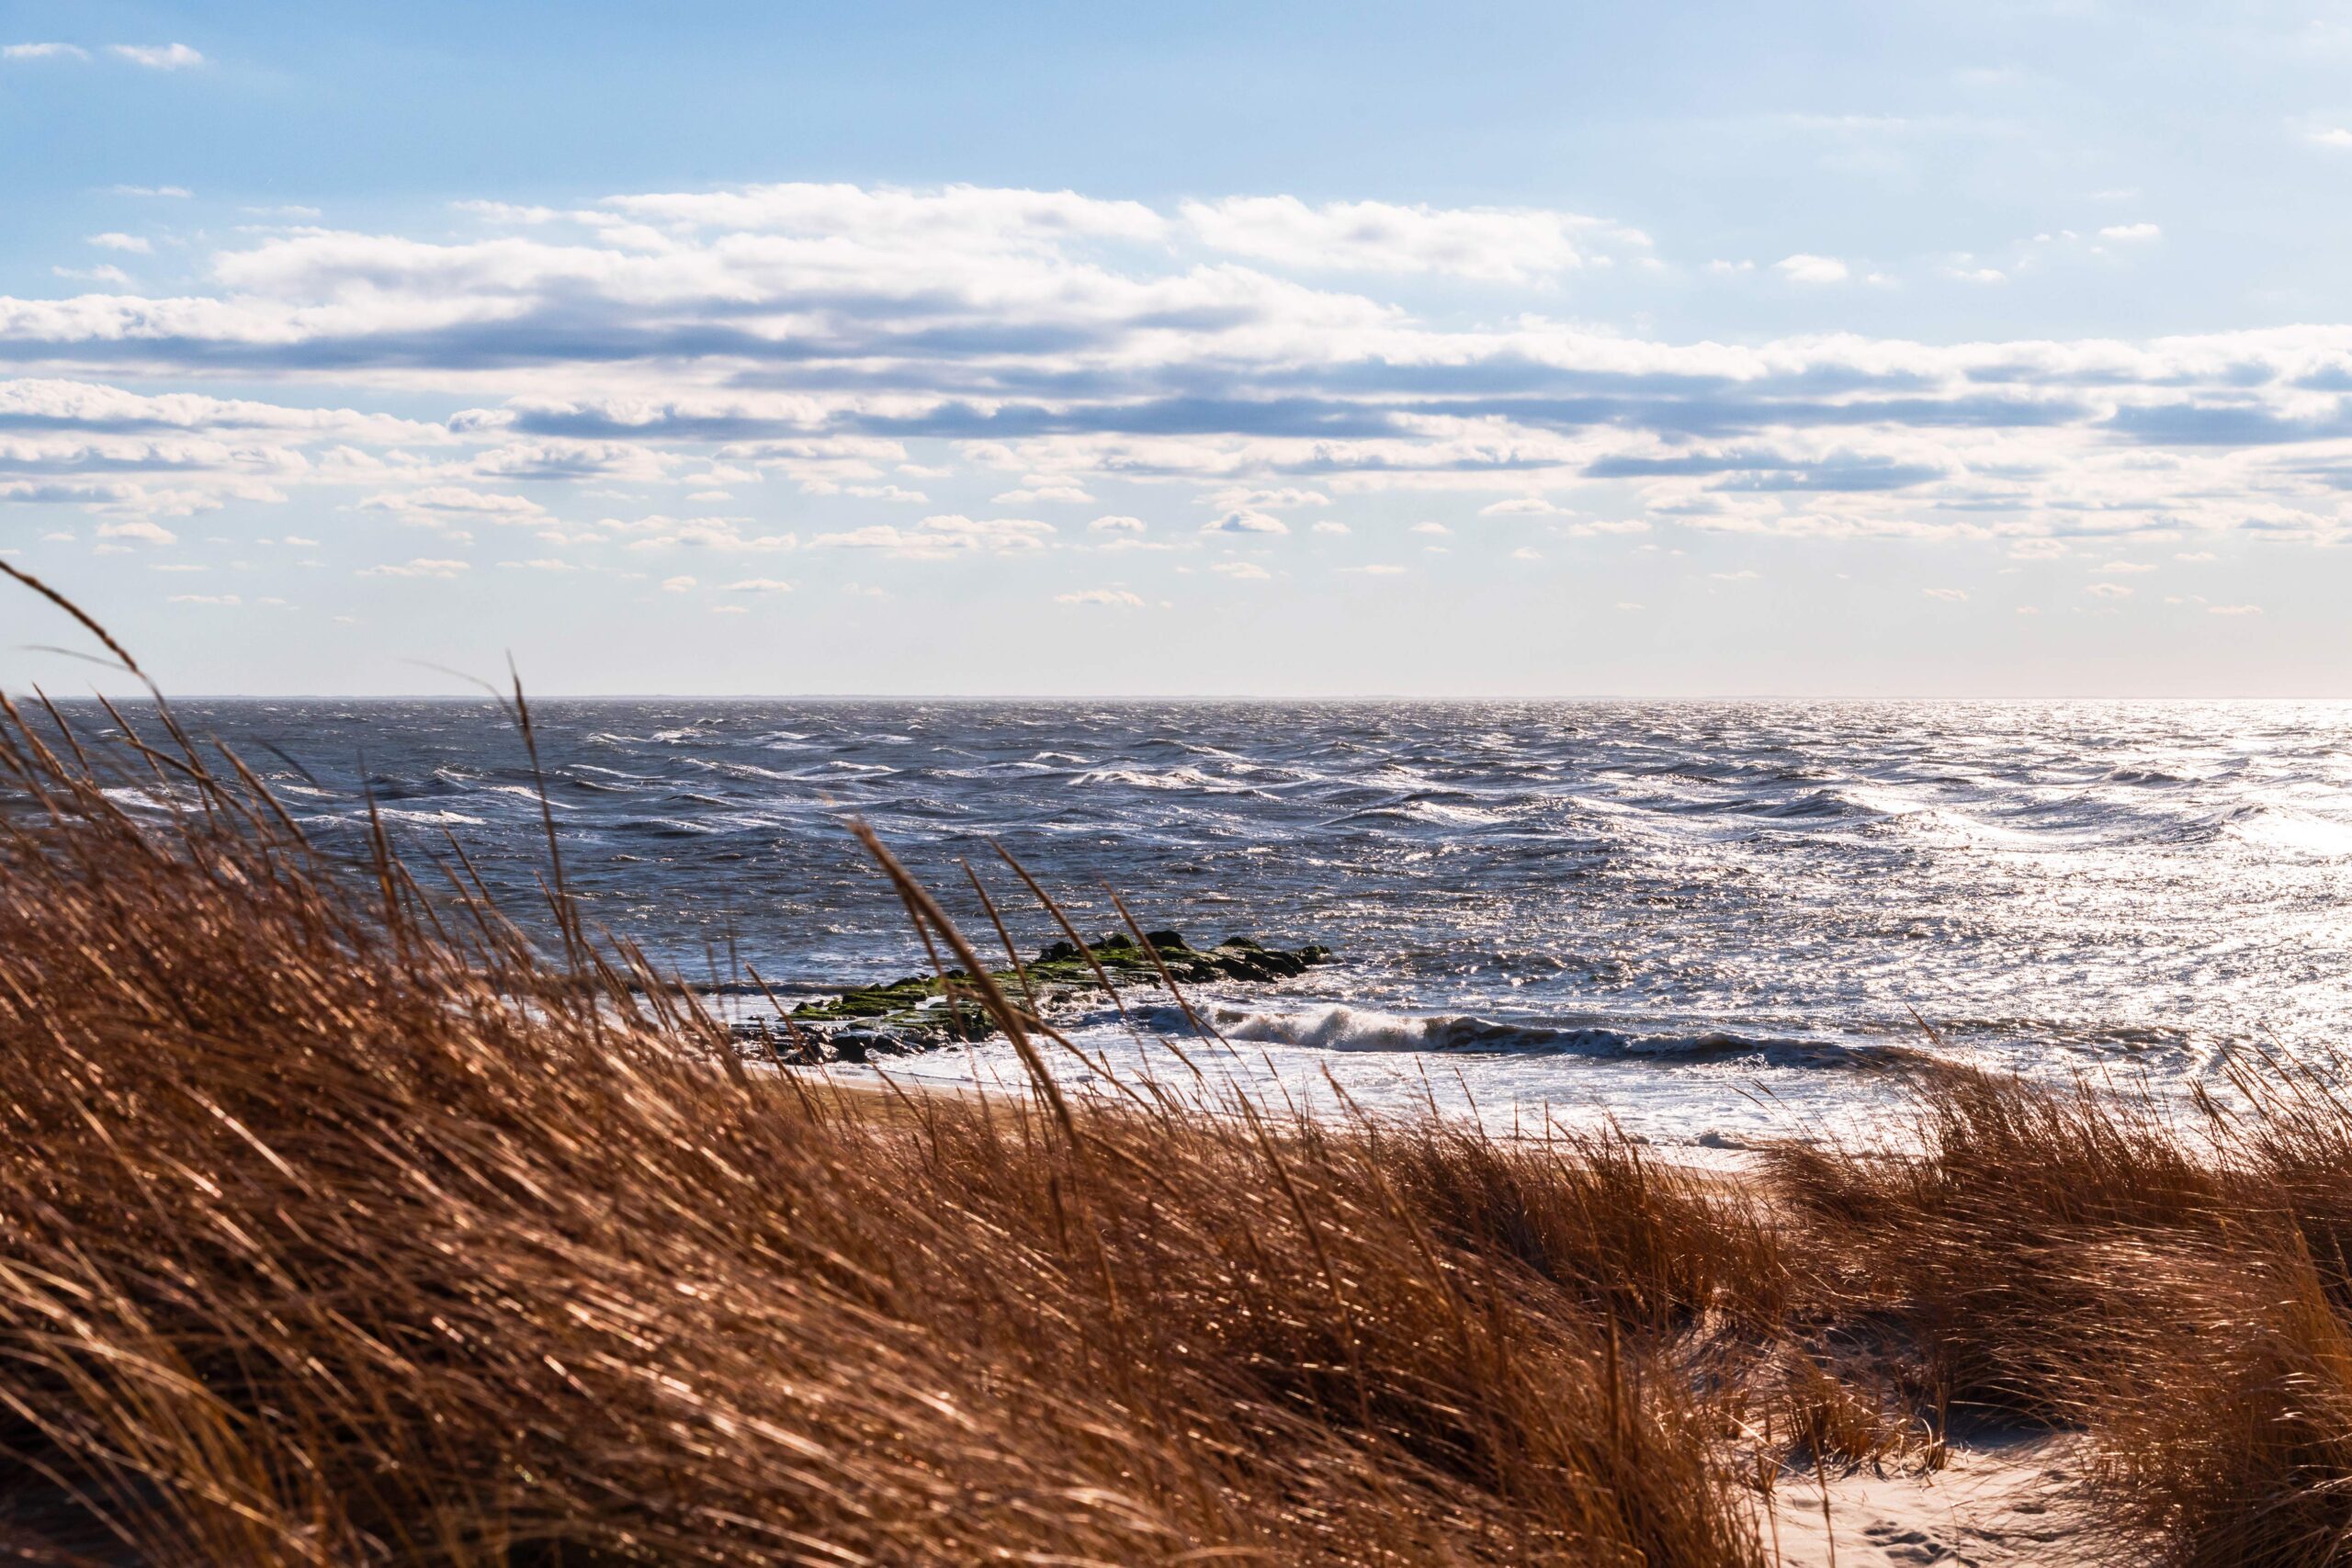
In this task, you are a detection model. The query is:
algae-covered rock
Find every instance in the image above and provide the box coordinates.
[764,929,1331,1064]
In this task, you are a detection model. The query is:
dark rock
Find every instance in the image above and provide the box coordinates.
[775,929,1332,1063]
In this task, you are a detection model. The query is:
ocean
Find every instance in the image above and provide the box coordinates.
[76,697,2352,1153]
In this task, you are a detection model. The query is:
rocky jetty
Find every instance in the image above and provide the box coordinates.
[741,931,1331,1064]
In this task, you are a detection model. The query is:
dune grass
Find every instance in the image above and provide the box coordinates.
[6,599,2352,1561]
[0,675,1771,1563]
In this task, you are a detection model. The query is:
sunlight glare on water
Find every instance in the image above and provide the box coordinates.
[89,697,2352,1154]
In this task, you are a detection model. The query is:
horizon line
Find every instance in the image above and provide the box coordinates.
[13,690,2350,705]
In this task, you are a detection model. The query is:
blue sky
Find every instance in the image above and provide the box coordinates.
[5,0,2352,694]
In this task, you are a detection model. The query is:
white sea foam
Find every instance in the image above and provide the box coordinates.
[110,694,2352,1146]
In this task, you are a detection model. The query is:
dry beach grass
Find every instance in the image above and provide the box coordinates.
[6,589,2352,1562]
[0,642,1768,1563]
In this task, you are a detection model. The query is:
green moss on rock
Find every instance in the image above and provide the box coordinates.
[768,931,1331,1063]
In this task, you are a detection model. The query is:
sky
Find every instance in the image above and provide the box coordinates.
[5,1,2352,696]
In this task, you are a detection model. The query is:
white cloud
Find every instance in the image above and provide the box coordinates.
[808,514,1052,558]
[662,575,695,592]
[605,514,797,552]
[1409,521,1451,536]
[361,487,545,519]
[472,437,671,483]
[86,232,152,254]
[8,175,2352,576]
[1211,560,1270,579]
[109,43,204,70]
[1203,508,1288,535]
[2086,581,2134,598]
[605,181,1167,246]
[108,184,190,197]
[2095,559,2156,573]
[1181,196,1644,281]
[360,558,469,578]
[1056,587,1145,607]
[993,482,1092,505]
[167,593,239,604]
[0,378,438,443]
[1923,587,1968,602]
[1510,546,1543,561]
[2312,128,2352,149]
[1615,602,1644,612]
[1950,267,2007,284]
[96,518,175,545]
[2099,222,2162,242]
[1088,514,1148,533]
[1312,521,1351,536]
[1340,564,1407,575]
[6,42,87,61]
[2209,604,2262,615]
[724,577,793,592]
[1774,253,1849,284]
[1204,486,1329,511]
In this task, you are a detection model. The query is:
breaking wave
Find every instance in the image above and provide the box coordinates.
[1188,1004,1914,1071]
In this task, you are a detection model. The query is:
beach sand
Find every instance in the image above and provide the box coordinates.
[1767,1433,2094,1567]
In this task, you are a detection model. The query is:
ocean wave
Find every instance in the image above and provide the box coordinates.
[2226,805,2352,857]
[1188,1003,1909,1071]
[1321,799,1510,829]
[612,817,726,838]
[683,757,798,782]
[481,784,575,807]
[95,695,2352,1099]
[1070,765,1274,797]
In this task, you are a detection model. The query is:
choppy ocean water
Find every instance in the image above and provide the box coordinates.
[70,698,2352,1153]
